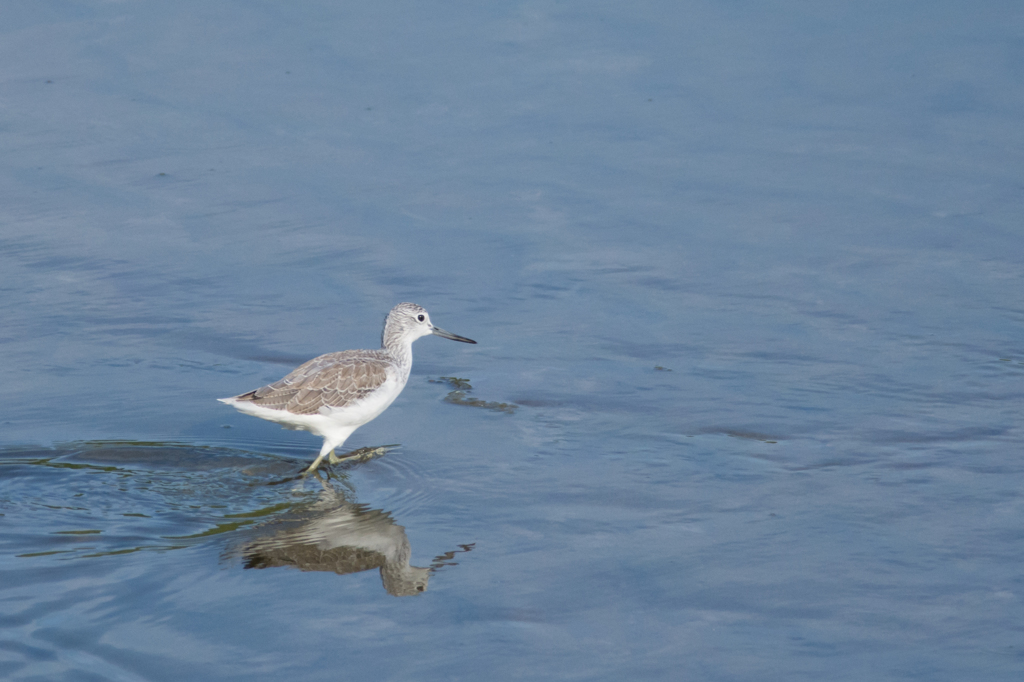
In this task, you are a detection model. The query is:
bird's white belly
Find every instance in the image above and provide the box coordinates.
[224,374,406,446]
[319,374,405,427]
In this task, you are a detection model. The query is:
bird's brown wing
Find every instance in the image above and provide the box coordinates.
[232,351,390,415]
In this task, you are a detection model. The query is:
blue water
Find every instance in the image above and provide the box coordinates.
[2,1,1023,680]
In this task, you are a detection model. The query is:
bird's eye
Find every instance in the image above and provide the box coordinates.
[417,314,425,322]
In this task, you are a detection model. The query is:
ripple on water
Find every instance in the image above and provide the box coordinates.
[0,442,385,562]
[0,439,477,682]
[360,450,445,517]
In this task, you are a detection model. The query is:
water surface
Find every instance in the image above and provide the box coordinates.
[1,1,1023,680]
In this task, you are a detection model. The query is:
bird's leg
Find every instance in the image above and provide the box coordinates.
[302,442,335,476]
[327,448,342,465]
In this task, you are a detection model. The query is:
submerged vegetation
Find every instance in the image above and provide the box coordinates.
[429,377,518,414]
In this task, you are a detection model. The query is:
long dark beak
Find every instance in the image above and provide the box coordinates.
[432,326,476,344]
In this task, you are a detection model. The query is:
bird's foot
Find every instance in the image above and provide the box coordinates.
[333,444,398,466]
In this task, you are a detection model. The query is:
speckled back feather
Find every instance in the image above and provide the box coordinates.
[232,350,390,415]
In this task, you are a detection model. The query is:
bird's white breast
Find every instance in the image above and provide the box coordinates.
[222,367,408,445]
[317,371,406,426]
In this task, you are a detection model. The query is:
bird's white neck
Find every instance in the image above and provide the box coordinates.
[382,336,414,371]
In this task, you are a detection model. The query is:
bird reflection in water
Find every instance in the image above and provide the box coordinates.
[227,479,473,596]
